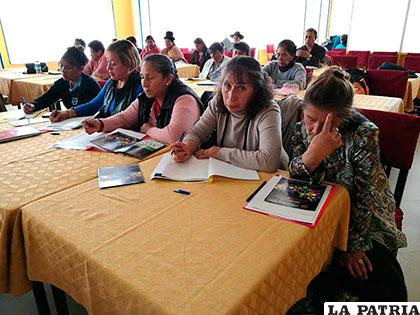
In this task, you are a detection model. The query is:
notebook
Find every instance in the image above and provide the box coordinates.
[0,126,41,143]
[42,116,90,131]
[98,164,145,189]
[244,176,334,227]
[151,153,260,182]
[10,117,49,127]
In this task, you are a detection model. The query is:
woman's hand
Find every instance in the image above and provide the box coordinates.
[83,119,102,134]
[303,113,342,172]
[140,123,152,133]
[50,109,75,123]
[23,103,35,114]
[339,250,373,280]
[195,146,220,159]
[171,140,197,162]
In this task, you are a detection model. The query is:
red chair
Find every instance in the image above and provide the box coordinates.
[250,48,256,58]
[330,55,358,69]
[356,108,420,230]
[180,48,189,53]
[183,51,193,63]
[224,50,233,57]
[372,51,398,56]
[266,44,275,54]
[368,55,398,69]
[348,50,370,69]
[331,48,346,52]
[326,50,346,56]
[305,67,314,87]
[366,69,408,99]
[407,53,420,57]
[404,56,420,72]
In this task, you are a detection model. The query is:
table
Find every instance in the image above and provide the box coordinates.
[175,64,200,78]
[8,74,61,105]
[21,156,350,315]
[0,69,39,97]
[403,76,420,112]
[0,116,161,295]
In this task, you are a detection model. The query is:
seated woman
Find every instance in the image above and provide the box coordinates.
[23,46,100,114]
[262,39,306,89]
[335,34,348,49]
[161,31,188,63]
[83,40,110,80]
[139,35,160,59]
[172,56,289,172]
[51,40,142,122]
[199,42,231,82]
[83,54,203,145]
[289,67,407,312]
[191,38,210,71]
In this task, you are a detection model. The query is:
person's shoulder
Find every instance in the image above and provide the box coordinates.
[293,62,306,70]
[263,61,277,69]
[256,100,281,120]
[344,110,379,136]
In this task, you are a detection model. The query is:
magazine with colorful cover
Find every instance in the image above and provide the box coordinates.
[244,175,334,227]
[98,164,145,189]
[0,126,41,143]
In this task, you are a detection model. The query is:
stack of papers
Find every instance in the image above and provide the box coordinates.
[42,116,89,131]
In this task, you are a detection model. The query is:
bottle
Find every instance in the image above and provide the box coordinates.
[34,61,42,74]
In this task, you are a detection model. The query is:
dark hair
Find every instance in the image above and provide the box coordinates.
[214,56,274,118]
[142,54,178,78]
[61,46,89,67]
[145,35,155,42]
[88,40,105,53]
[107,39,140,71]
[341,34,348,46]
[194,37,207,50]
[233,42,250,56]
[277,39,297,57]
[305,28,318,38]
[164,31,175,42]
[126,36,137,46]
[304,66,353,118]
[74,38,86,48]
[208,42,224,54]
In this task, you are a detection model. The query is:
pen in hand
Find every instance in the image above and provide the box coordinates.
[170,131,186,156]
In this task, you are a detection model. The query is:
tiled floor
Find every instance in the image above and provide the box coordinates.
[0,133,419,314]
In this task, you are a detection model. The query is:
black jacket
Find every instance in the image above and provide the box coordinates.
[191,50,211,71]
[295,43,326,67]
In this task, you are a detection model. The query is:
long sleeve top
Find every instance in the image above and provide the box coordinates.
[262,61,306,89]
[184,99,289,172]
[140,45,161,59]
[295,43,326,67]
[161,46,187,63]
[102,94,201,144]
[289,110,407,253]
[32,73,100,111]
[83,54,109,80]
[199,56,231,81]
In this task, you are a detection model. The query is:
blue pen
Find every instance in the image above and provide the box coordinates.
[174,189,191,195]
[171,131,186,155]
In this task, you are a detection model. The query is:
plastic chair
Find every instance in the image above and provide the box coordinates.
[357,108,420,230]
[368,55,398,69]
[330,55,358,69]
[404,56,420,73]
[366,69,408,99]
[372,51,398,56]
[348,50,370,69]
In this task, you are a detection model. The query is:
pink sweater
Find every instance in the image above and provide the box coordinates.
[83,54,109,80]
[102,94,201,144]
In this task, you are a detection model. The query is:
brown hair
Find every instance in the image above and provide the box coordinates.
[303,66,353,118]
[213,56,274,118]
[107,39,140,71]
[305,28,318,38]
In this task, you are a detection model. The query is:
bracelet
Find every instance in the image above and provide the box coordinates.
[98,119,104,132]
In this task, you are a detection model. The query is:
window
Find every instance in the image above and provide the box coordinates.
[0,0,116,64]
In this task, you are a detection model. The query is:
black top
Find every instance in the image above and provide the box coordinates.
[295,43,326,67]
[191,50,211,71]
[32,73,101,111]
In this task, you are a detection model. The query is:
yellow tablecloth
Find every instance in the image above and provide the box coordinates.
[0,69,40,97]
[8,75,62,105]
[22,156,350,315]
[176,64,200,78]
[0,125,144,295]
[403,76,420,112]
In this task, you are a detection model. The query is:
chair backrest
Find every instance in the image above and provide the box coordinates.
[348,50,370,69]
[404,56,420,73]
[183,51,193,63]
[224,50,233,57]
[179,48,189,53]
[266,44,275,53]
[250,48,256,58]
[326,50,346,56]
[368,55,398,69]
[366,69,408,99]
[372,51,398,56]
[330,55,358,69]
[331,48,346,52]
[407,53,420,57]
[356,108,420,210]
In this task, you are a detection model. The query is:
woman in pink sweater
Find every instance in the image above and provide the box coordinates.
[83,54,203,144]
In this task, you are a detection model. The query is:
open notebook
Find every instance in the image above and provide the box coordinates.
[151,153,260,182]
[244,176,334,227]
[42,116,90,131]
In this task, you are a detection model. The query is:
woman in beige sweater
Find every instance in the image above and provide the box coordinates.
[171,56,289,172]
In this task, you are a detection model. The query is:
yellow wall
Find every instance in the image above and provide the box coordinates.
[0,0,135,68]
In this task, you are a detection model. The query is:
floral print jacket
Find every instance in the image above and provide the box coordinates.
[289,110,407,253]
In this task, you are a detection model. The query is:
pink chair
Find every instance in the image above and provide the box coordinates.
[183,51,193,63]
[180,48,189,53]
[330,55,358,69]
[368,55,398,69]
[250,48,256,58]
[224,50,233,57]
[348,50,370,69]
[404,56,420,72]
[372,51,398,56]
[366,69,408,99]
[266,44,275,54]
